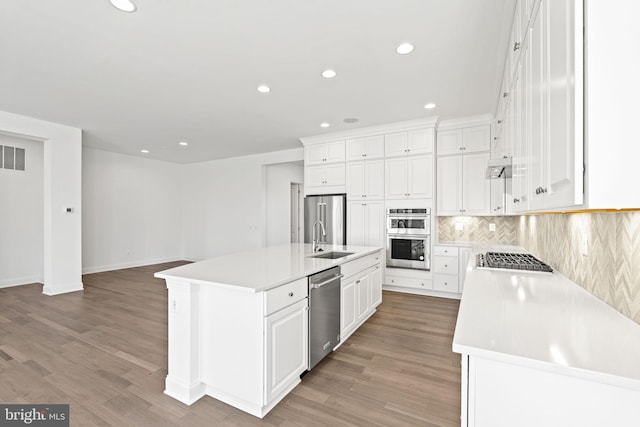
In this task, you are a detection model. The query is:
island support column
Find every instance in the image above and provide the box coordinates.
[164,279,206,404]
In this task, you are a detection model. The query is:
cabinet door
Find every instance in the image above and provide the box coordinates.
[355,273,370,322]
[544,0,580,209]
[462,152,491,216]
[458,248,472,293]
[384,132,408,157]
[490,178,506,215]
[385,157,409,199]
[407,129,434,155]
[346,138,366,161]
[365,201,385,247]
[407,154,433,199]
[305,165,325,187]
[462,125,491,153]
[529,2,545,211]
[306,145,326,166]
[364,160,385,199]
[324,163,345,186]
[340,279,357,338]
[437,156,463,215]
[437,129,463,156]
[364,135,385,159]
[370,265,382,309]
[346,162,366,200]
[265,299,308,404]
[325,141,346,163]
[347,201,367,246]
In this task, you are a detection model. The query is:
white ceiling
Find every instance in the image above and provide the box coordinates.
[0,0,514,164]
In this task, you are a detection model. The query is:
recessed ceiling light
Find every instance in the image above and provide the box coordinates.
[257,85,271,93]
[344,118,359,124]
[321,69,337,79]
[179,141,188,146]
[424,103,437,109]
[140,149,149,154]
[320,122,330,128]
[110,0,137,13]
[396,43,415,55]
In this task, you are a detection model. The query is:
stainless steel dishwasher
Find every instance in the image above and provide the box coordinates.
[308,266,342,370]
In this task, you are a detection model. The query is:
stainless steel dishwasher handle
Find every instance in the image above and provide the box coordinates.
[310,274,344,289]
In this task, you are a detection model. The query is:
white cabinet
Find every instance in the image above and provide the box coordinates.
[264,299,308,404]
[436,125,491,156]
[346,135,384,161]
[384,129,434,157]
[346,160,384,200]
[348,200,384,248]
[305,140,345,166]
[340,252,383,342]
[437,150,490,216]
[305,163,346,195]
[433,245,459,294]
[385,154,433,200]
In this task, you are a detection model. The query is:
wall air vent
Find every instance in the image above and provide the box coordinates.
[1,145,25,171]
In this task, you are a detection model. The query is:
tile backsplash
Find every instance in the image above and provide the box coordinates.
[437,213,640,324]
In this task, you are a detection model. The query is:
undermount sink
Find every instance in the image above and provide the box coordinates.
[309,251,354,260]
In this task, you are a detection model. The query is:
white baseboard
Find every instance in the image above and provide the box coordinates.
[0,276,43,288]
[82,257,185,274]
[382,285,461,300]
[43,281,84,296]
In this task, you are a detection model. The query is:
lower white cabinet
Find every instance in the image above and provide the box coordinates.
[265,299,308,404]
[340,253,383,342]
[432,245,466,294]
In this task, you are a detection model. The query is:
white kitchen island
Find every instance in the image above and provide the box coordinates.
[154,243,383,418]
[453,246,640,427]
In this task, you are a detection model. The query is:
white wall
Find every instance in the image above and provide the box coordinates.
[82,148,183,273]
[0,134,44,287]
[182,148,303,261]
[0,110,82,295]
[265,162,304,247]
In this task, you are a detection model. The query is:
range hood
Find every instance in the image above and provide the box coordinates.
[486,157,512,179]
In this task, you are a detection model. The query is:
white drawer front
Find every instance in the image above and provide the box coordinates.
[342,251,382,280]
[385,275,432,290]
[264,277,308,316]
[434,274,459,293]
[433,245,459,257]
[433,256,458,275]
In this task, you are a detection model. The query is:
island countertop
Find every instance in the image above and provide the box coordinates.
[452,245,640,390]
[154,243,382,293]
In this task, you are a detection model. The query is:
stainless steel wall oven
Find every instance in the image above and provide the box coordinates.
[386,208,431,270]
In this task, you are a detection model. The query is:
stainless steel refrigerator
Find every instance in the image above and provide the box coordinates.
[304,194,347,245]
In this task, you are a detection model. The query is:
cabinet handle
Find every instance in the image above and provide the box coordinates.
[543,187,548,193]
[444,282,448,286]
[356,280,361,284]
[288,292,294,297]
[444,265,448,268]
[497,120,503,124]
[503,92,509,98]
[513,41,520,51]
[514,198,520,203]
[420,283,425,287]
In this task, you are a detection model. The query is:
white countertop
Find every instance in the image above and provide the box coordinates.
[154,243,382,293]
[453,245,640,390]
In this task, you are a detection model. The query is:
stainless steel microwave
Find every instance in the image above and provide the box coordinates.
[386,208,431,234]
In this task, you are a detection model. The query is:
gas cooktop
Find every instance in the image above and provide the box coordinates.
[476,252,553,273]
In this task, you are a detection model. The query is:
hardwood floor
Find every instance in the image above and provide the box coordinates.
[0,263,461,426]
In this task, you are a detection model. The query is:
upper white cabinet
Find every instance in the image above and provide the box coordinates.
[437,125,491,156]
[385,154,433,200]
[436,122,491,216]
[305,140,345,166]
[346,160,384,200]
[384,129,434,157]
[346,135,384,161]
[305,163,346,195]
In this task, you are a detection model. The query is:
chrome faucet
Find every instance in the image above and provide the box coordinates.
[312,220,326,253]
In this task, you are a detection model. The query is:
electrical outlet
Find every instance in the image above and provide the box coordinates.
[455,222,464,231]
[489,223,496,232]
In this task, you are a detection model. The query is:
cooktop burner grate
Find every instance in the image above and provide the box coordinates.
[476,252,553,272]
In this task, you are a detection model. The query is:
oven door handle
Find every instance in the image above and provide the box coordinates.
[387,233,430,238]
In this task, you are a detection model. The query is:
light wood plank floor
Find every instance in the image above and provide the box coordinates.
[0,262,461,426]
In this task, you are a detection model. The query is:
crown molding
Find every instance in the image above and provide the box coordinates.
[299,116,439,146]
[436,114,494,131]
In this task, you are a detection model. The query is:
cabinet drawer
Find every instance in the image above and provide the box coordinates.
[264,277,308,316]
[342,251,382,280]
[433,256,458,275]
[434,274,459,293]
[433,246,459,256]
[385,275,432,290]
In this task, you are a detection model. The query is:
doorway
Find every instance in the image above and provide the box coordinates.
[290,183,302,243]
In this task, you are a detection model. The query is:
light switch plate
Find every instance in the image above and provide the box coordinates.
[581,233,589,257]
[455,222,464,231]
[489,223,496,232]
